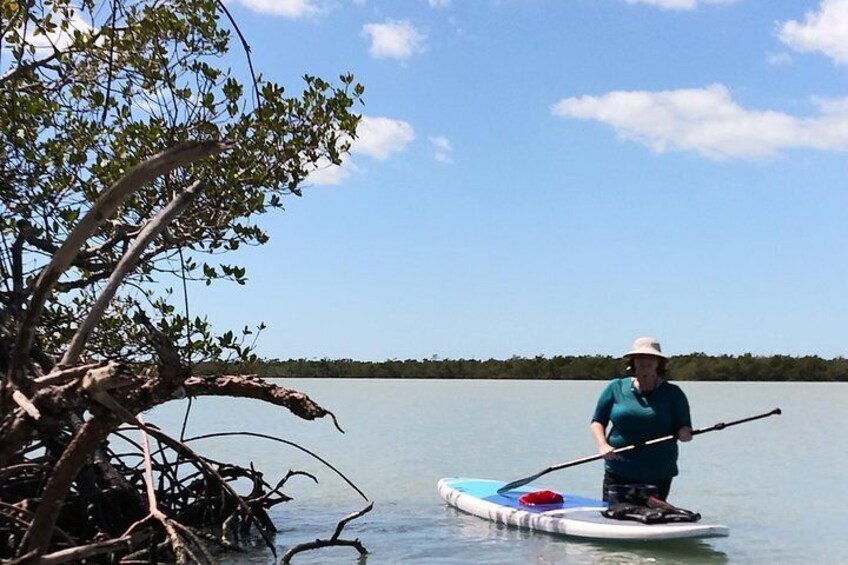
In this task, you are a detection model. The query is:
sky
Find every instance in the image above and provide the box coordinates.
[181,0,848,361]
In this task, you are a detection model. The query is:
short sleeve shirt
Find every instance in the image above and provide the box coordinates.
[591,377,691,481]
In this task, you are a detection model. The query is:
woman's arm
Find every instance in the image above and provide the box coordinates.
[672,386,693,442]
[590,421,616,459]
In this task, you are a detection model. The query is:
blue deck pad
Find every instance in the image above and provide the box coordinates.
[487,492,607,513]
[450,478,607,514]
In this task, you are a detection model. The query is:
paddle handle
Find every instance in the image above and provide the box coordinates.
[556,407,782,470]
[497,407,781,493]
[691,407,782,436]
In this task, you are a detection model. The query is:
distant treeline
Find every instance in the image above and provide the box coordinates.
[196,353,848,382]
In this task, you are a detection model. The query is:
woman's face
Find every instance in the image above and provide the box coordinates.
[632,354,660,377]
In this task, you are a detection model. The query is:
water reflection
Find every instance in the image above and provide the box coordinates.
[445,507,728,564]
[572,539,729,564]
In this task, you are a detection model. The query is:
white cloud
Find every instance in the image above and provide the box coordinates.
[766,51,793,66]
[552,84,848,160]
[18,12,93,52]
[351,116,415,159]
[429,135,453,163]
[623,0,736,10]
[813,96,848,115]
[306,116,414,185]
[305,157,356,186]
[2,11,95,77]
[428,0,452,7]
[361,19,426,60]
[778,0,848,64]
[229,0,323,18]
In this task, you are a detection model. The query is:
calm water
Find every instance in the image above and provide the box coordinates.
[148,379,848,564]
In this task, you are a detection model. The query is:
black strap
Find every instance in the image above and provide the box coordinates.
[602,502,701,524]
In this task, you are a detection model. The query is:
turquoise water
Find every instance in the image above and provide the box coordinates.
[148,379,848,564]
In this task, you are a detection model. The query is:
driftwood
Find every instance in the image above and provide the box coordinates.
[281,502,374,564]
[1,139,372,563]
[1,362,373,563]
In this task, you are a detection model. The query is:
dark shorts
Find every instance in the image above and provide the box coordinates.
[602,470,672,502]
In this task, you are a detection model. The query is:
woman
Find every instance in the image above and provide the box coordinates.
[590,337,692,501]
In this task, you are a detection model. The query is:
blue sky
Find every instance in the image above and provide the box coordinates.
[185,0,848,361]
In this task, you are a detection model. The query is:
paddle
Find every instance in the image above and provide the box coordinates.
[496,407,782,494]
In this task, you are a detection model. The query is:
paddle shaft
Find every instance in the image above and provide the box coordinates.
[497,407,781,493]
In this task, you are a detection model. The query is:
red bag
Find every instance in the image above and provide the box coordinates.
[518,490,564,506]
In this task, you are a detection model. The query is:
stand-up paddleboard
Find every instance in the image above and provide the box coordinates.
[438,477,729,541]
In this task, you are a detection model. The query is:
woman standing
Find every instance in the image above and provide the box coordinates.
[590,337,692,501]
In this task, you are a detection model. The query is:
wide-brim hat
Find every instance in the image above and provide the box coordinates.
[624,337,667,359]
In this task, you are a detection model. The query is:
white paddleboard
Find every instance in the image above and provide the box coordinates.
[438,477,729,541]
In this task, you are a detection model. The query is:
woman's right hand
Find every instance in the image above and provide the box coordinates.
[590,421,616,459]
[598,443,616,460]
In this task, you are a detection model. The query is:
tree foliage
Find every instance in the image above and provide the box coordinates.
[1,0,369,561]
[2,0,362,369]
[221,354,848,382]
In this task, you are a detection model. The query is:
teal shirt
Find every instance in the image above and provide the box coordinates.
[591,377,692,481]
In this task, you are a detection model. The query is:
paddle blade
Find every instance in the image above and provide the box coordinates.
[497,471,545,494]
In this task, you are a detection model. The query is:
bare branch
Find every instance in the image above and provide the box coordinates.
[8,140,231,393]
[182,431,369,503]
[184,374,343,429]
[33,362,105,388]
[133,310,183,374]
[62,180,206,366]
[280,502,373,564]
[22,415,117,558]
[18,226,111,272]
[38,530,152,565]
[0,23,119,88]
[214,0,261,107]
[11,390,41,420]
[0,50,64,87]
[129,422,278,556]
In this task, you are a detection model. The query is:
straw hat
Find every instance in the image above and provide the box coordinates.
[624,337,667,359]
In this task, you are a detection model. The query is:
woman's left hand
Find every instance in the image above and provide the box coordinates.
[677,427,693,442]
